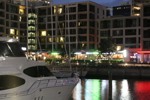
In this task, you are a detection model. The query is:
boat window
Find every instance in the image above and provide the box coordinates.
[8,42,25,57]
[0,42,25,57]
[0,75,25,90]
[23,66,54,77]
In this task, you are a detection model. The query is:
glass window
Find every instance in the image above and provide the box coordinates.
[24,66,54,77]
[0,75,25,90]
[0,42,25,57]
[125,29,136,35]
[125,19,136,27]
[113,30,123,36]
[100,20,110,29]
[100,31,110,37]
[144,29,150,38]
[143,41,150,49]
[114,38,123,44]
[113,19,123,28]
[125,38,136,44]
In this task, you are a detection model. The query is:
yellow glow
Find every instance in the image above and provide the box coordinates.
[41,31,46,36]
[133,13,140,16]
[28,13,37,18]
[29,20,35,24]
[117,7,121,10]
[60,37,64,42]
[62,23,65,28]
[78,22,81,26]
[10,29,15,35]
[28,39,35,44]
[82,43,85,47]
[133,7,140,10]
[116,46,122,51]
[58,7,63,14]
[48,38,52,42]
[54,6,57,14]
[19,16,22,21]
[29,32,35,37]
[19,6,25,15]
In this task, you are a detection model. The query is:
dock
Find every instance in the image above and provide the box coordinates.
[86,63,150,79]
[48,63,150,79]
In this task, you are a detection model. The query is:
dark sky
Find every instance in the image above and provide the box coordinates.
[52,0,130,7]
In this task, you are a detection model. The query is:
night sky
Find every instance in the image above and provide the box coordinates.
[52,0,130,7]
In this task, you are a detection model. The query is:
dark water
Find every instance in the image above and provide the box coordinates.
[70,78,150,100]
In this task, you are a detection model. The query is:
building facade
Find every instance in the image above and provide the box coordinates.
[1,0,109,61]
[34,1,108,52]
[99,2,150,63]
[0,0,27,48]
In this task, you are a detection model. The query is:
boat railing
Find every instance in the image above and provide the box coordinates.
[0,77,79,99]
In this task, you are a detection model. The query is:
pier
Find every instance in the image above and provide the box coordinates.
[48,63,150,79]
[85,63,150,79]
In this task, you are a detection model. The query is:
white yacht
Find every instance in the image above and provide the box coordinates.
[0,37,79,100]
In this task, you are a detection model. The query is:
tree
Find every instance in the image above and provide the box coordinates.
[99,36,116,59]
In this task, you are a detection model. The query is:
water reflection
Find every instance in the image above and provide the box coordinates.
[71,79,150,100]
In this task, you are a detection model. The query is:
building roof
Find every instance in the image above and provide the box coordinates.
[0,37,18,42]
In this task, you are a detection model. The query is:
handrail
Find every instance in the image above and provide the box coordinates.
[0,77,79,99]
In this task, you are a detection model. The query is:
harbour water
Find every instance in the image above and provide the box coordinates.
[70,78,150,100]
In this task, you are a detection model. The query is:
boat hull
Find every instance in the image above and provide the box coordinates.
[0,84,76,100]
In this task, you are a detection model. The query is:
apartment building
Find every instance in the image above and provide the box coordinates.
[34,1,108,53]
[99,2,150,63]
[99,16,140,62]
[113,2,131,16]
[0,0,27,48]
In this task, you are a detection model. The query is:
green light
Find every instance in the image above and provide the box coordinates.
[51,52,59,55]
[93,52,99,54]
[92,79,101,100]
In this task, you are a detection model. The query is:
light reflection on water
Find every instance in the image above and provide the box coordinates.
[70,79,150,100]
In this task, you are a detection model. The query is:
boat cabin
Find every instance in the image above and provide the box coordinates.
[0,37,25,57]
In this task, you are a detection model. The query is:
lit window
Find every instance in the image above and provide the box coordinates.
[10,29,15,35]
[116,46,122,51]
[28,39,35,44]
[117,7,121,10]
[28,45,36,50]
[54,6,57,14]
[58,7,63,14]
[41,31,46,36]
[28,26,35,31]
[133,7,140,10]
[82,43,85,47]
[55,37,58,42]
[60,37,64,42]
[19,6,25,15]
[29,32,35,37]
[48,38,52,42]
[28,20,35,24]
[19,16,22,21]
[133,13,140,16]
[78,22,81,26]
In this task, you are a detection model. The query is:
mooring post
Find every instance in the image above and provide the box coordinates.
[108,66,112,100]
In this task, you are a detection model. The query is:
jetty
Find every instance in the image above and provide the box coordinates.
[86,63,150,79]
[48,63,150,79]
